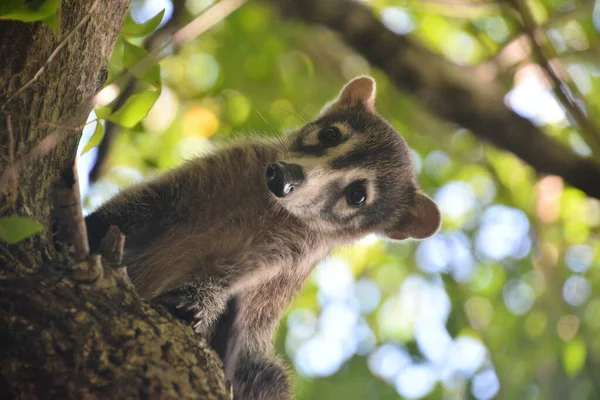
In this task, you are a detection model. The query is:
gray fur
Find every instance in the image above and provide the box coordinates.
[85,76,440,400]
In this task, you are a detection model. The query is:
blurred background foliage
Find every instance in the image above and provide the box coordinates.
[76,0,600,398]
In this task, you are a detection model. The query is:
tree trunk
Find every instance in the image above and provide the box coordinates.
[0,0,128,243]
[0,2,228,398]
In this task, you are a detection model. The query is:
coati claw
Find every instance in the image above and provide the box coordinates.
[151,289,203,327]
[192,319,205,333]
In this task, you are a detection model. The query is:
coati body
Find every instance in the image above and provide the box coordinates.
[85,77,441,400]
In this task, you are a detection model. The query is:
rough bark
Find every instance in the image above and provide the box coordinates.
[271,0,600,200]
[0,1,228,398]
[0,256,228,399]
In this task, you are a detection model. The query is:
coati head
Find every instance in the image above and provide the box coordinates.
[266,76,440,242]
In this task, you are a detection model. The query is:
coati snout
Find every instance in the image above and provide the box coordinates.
[265,162,305,198]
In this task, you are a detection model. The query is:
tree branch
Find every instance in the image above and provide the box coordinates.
[508,0,600,155]
[271,0,600,200]
[491,0,595,69]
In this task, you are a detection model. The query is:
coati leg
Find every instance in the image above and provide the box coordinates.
[210,297,237,361]
[225,272,304,400]
[151,277,229,335]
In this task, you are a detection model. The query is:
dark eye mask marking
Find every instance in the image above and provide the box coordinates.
[291,128,350,157]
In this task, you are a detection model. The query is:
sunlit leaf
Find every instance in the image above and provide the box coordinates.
[0,217,43,244]
[81,121,105,155]
[41,6,59,33]
[122,40,161,88]
[0,0,59,22]
[0,0,23,16]
[95,106,111,120]
[106,38,125,85]
[121,9,165,38]
[104,89,160,128]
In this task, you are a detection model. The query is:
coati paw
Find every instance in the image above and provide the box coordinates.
[151,290,204,328]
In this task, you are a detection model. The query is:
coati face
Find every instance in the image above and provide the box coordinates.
[266,76,441,242]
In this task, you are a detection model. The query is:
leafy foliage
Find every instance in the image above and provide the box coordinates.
[0,0,60,32]
[0,0,59,22]
[121,9,166,37]
[82,121,105,155]
[79,0,600,399]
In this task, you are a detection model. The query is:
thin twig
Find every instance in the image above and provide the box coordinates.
[489,0,594,70]
[509,0,600,154]
[172,0,249,48]
[1,0,101,109]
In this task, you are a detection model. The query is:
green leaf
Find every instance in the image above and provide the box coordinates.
[104,89,160,128]
[122,40,161,88]
[0,0,25,16]
[563,339,586,378]
[81,121,105,155]
[106,38,124,85]
[41,6,59,33]
[0,217,43,244]
[120,9,165,38]
[0,0,60,22]
[95,107,111,120]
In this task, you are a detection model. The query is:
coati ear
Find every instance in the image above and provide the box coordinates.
[321,76,377,114]
[385,192,441,241]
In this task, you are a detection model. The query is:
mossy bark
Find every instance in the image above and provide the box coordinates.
[0,260,228,399]
[0,2,228,399]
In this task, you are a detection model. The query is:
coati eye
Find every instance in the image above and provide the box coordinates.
[318,127,341,146]
[346,183,367,207]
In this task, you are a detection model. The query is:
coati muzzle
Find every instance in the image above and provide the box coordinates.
[266,162,305,198]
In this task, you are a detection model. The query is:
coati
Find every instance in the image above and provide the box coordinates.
[85,76,441,400]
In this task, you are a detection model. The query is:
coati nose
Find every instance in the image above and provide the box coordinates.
[266,162,304,198]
